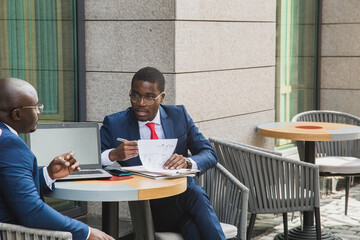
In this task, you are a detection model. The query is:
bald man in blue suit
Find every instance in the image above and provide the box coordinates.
[0,78,113,240]
[100,67,226,240]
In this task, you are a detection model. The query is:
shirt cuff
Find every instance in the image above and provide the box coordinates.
[43,166,56,190]
[86,226,91,239]
[187,157,198,170]
[101,149,114,166]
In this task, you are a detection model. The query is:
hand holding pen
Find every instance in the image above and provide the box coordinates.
[108,137,138,162]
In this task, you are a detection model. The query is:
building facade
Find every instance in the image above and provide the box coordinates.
[1,0,360,225]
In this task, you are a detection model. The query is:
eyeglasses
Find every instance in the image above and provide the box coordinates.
[129,91,164,106]
[14,104,44,114]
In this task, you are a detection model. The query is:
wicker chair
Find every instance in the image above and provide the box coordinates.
[209,137,321,240]
[155,163,249,240]
[0,222,72,240]
[292,110,360,215]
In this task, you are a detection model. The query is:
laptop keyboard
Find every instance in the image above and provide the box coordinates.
[71,170,103,175]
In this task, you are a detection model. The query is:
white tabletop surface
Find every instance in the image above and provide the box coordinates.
[45,175,187,202]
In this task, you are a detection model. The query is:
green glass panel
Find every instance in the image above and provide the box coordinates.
[280,94,286,122]
[276,0,318,122]
[0,0,77,122]
[35,0,58,114]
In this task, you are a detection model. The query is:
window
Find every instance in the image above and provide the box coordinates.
[0,0,85,217]
[0,0,79,122]
[275,0,319,148]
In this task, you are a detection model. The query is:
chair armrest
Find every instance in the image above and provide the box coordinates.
[209,137,282,156]
[239,143,282,156]
[0,222,72,240]
[196,163,249,240]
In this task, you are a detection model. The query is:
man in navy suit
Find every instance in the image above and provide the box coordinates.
[100,67,226,239]
[0,78,113,240]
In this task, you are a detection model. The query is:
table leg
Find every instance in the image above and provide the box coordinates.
[303,141,316,227]
[275,141,340,240]
[128,200,155,240]
[102,202,119,239]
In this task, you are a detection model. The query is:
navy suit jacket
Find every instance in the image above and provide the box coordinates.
[0,122,88,240]
[100,105,217,175]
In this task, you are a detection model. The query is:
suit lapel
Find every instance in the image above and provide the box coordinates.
[127,109,140,140]
[160,106,175,139]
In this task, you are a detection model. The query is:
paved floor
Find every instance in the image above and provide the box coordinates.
[253,183,360,240]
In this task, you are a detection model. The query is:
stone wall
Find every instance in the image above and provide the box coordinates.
[173,1,276,147]
[320,0,360,115]
[83,0,277,217]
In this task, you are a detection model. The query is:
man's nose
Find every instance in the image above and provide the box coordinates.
[138,97,146,106]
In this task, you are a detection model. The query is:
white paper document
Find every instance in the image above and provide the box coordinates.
[138,138,177,172]
[121,139,199,177]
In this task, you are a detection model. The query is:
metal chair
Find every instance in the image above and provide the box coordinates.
[209,137,321,240]
[292,110,360,215]
[155,163,250,240]
[0,222,72,240]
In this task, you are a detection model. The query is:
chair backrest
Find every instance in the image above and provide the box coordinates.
[209,137,320,215]
[292,110,360,158]
[196,164,249,240]
[0,222,72,240]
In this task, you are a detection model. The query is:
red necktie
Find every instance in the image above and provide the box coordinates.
[146,122,159,139]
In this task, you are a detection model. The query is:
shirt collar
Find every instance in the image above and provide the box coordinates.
[138,109,161,128]
[3,123,19,136]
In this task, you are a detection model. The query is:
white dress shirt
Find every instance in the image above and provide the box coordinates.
[101,109,197,169]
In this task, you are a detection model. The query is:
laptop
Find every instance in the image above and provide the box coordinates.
[27,122,112,181]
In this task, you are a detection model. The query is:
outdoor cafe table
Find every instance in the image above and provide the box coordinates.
[45,175,187,240]
[257,121,360,240]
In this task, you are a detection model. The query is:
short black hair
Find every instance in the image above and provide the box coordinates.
[131,67,165,92]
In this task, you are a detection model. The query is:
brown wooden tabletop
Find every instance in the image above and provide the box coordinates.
[257,121,360,142]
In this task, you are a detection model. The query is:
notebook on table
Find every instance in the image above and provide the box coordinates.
[27,122,112,181]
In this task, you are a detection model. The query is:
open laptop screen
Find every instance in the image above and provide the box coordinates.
[27,122,101,169]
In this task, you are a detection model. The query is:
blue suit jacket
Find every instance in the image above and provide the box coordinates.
[0,122,88,240]
[100,105,217,174]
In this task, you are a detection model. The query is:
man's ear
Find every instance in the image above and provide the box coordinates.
[11,109,21,121]
[160,93,165,103]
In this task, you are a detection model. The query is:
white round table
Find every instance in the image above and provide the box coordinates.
[46,175,187,239]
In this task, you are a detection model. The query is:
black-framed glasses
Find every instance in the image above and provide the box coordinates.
[129,91,164,106]
[14,104,44,114]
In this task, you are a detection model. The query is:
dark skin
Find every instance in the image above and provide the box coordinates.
[0,78,114,240]
[109,80,189,170]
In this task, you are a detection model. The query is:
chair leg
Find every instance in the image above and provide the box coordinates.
[283,213,288,240]
[247,214,257,240]
[345,177,351,215]
[314,207,322,240]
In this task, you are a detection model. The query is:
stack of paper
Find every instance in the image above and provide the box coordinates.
[121,165,199,179]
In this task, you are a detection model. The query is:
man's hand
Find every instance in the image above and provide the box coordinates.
[163,153,187,170]
[109,141,138,161]
[88,227,115,240]
[47,151,80,180]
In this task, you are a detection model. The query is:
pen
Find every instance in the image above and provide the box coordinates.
[175,169,195,174]
[117,137,128,142]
